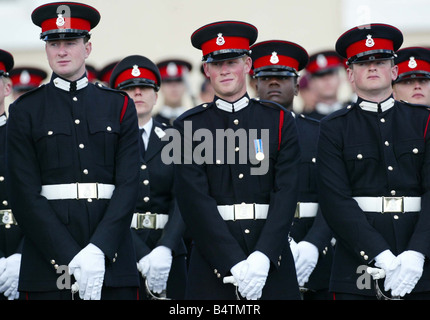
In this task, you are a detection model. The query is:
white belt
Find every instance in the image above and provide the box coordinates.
[217,203,269,221]
[295,202,318,218]
[353,196,421,213]
[41,183,115,200]
[131,213,169,230]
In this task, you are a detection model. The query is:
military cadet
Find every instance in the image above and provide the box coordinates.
[154,59,193,126]
[318,23,430,300]
[6,2,140,300]
[0,49,23,300]
[9,66,47,100]
[393,47,430,106]
[110,55,187,300]
[173,21,301,300]
[303,50,344,119]
[250,40,334,300]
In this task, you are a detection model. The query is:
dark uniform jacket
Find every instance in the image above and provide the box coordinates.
[0,113,24,262]
[289,113,333,292]
[132,119,187,299]
[6,74,140,292]
[174,94,301,300]
[317,96,430,296]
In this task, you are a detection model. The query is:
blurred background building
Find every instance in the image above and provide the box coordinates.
[1,0,430,113]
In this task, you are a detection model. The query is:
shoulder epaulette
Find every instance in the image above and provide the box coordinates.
[399,99,430,111]
[176,103,212,121]
[323,104,354,121]
[13,84,46,103]
[93,81,127,95]
[297,113,320,123]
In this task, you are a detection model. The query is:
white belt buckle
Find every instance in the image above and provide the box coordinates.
[382,196,404,213]
[77,183,98,200]
[233,203,255,220]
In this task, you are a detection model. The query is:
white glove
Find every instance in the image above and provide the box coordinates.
[234,251,270,300]
[137,246,172,294]
[69,243,105,300]
[0,254,21,300]
[390,250,425,297]
[289,237,299,262]
[295,241,319,286]
[374,249,400,292]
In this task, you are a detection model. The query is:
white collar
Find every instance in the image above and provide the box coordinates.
[53,77,89,92]
[315,102,343,115]
[215,96,249,113]
[0,114,6,127]
[140,118,153,136]
[359,97,395,113]
[159,105,187,119]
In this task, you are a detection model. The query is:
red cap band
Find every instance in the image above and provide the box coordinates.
[346,38,394,59]
[159,65,186,79]
[201,36,249,57]
[253,55,299,71]
[41,17,91,33]
[114,68,158,89]
[0,62,5,72]
[306,56,342,74]
[398,58,430,76]
[10,74,44,87]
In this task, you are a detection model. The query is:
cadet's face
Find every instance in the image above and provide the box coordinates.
[393,78,430,106]
[348,60,397,96]
[204,56,251,102]
[0,77,11,109]
[310,71,341,100]
[124,86,157,118]
[256,76,298,107]
[160,80,186,107]
[45,38,91,81]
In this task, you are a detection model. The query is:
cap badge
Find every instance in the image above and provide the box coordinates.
[408,57,417,69]
[365,34,375,48]
[167,62,179,76]
[270,52,279,64]
[19,70,31,85]
[316,54,328,68]
[216,33,225,46]
[131,65,141,77]
[56,13,66,28]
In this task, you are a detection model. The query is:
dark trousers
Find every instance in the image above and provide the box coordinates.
[21,287,139,300]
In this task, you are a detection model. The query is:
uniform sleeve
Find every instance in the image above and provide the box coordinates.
[317,118,390,262]
[89,96,140,262]
[303,208,334,252]
[6,103,82,267]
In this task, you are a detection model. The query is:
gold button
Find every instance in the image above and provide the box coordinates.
[216,159,221,164]
[2,201,7,206]
[141,165,147,170]
[380,118,385,123]
[79,144,85,149]
[217,273,221,278]
[385,141,389,146]
[394,215,399,220]
[107,126,112,131]
[364,255,368,260]
[391,190,396,195]
[75,119,80,124]
[238,173,244,179]
[83,169,89,174]
[144,197,150,202]
[244,229,250,234]
[235,147,240,152]
[50,259,56,265]
[143,180,149,185]
[54,264,59,269]
[112,258,116,263]
[357,154,363,160]
[360,251,365,256]
[312,157,316,163]
[203,104,208,108]
[48,131,53,135]
[73,97,78,101]
[0,176,4,182]
[347,105,351,109]
[233,119,239,125]
[388,166,393,171]
[413,148,418,154]
[214,269,218,274]
[87,198,92,202]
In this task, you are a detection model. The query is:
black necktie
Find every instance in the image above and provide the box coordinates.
[139,128,146,158]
